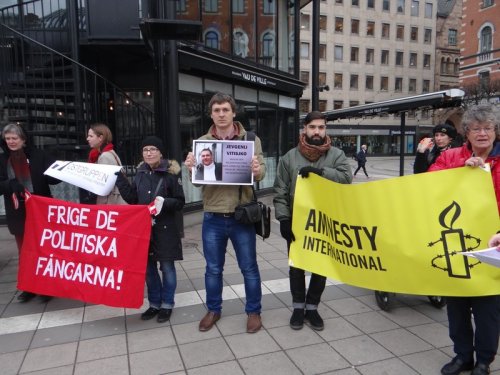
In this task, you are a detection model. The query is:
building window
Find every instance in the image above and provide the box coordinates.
[396,25,404,40]
[335,45,344,61]
[300,13,310,30]
[454,58,459,74]
[410,26,418,41]
[232,0,244,13]
[300,71,309,86]
[260,31,275,66]
[319,44,327,59]
[234,29,250,58]
[383,0,390,11]
[334,73,343,88]
[335,17,344,32]
[479,71,490,91]
[352,0,359,5]
[411,0,419,16]
[482,0,494,7]
[351,19,360,34]
[336,0,343,3]
[205,0,217,12]
[395,77,403,92]
[367,0,375,8]
[409,52,417,67]
[350,74,359,89]
[204,30,219,49]
[351,47,359,62]
[263,0,275,14]
[425,2,433,18]
[380,76,388,91]
[319,100,327,112]
[448,29,457,46]
[382,23,390,38]
[395,51,404,66]
[366,21,375,36]
[177,0,187,12]
[319,72,327,86]
[300,42,309,59]
[424,28,432,43]
[397,0,405,12]
[480,26,492,60]
[350,101,359,107]
[333,100,343,109]
[319,15,327,30]
[366,48,374,63]
[409,78,416,92]
[381,49,389,64]
[423,79,430,93]
[366,75,374,90]
[299,100,310,113]
[423,54,431,68]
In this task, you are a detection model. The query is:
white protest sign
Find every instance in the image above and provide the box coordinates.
[44,161,121,196]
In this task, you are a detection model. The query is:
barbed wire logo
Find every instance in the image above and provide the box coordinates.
[428,201,481,279]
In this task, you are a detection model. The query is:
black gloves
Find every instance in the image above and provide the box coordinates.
[280,220,295,242]
[9,179,25,194]
[299,166,323,178]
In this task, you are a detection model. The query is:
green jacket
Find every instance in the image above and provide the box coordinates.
[273,146,352,221]
[195,122,266,213]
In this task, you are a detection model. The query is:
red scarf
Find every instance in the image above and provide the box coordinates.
[88,143,114,163]
[297,133,332,161]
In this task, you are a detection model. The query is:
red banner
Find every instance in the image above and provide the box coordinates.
[18,195,152,308]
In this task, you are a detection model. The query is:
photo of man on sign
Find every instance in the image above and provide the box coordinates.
[191,140,254,185]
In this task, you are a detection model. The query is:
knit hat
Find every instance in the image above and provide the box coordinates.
[141,136,165,155]
[432,124,457,139]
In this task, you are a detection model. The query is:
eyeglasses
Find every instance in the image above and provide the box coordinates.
[468,126,496,134]
[142,147,159,154]
[307,125,326,131]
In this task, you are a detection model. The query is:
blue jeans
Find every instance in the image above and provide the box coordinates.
[202,212,262,314]
[145,259,177,309]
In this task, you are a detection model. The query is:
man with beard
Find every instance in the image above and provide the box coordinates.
[273,111,353,330]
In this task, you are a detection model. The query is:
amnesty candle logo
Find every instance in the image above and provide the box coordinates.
[429,201,481,279]
[289,167,500,297]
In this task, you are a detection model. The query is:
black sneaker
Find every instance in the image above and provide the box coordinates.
[289,308,305,330]
[141,307,159,320]
[157,308,172,323]
[471,363,490,375]
[304,309,324,331]
[441,357,474,375]
[17,291,36,302]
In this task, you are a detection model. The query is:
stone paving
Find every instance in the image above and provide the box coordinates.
[0,157,498,374]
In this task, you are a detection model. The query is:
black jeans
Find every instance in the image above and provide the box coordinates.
[287,241,326,308]
[446,295,500,365]
[354,162,368,176]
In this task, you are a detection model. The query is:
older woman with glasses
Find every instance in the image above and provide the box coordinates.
[429,104,500,375]
[115,136,184,323]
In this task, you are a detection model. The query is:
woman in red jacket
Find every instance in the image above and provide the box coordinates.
[429,104,499,375]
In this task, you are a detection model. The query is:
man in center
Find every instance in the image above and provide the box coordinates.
[274,110,353,330]
[184,92,265,333]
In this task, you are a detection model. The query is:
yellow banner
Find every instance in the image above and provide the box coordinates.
[290,167,500,296]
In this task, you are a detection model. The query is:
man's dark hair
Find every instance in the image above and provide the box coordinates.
[303,111,326,126]
[208,92,237,114]
[199,148,213,157]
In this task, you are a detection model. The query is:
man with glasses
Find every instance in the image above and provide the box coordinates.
[273,110,352,331]
[184,92,265,333]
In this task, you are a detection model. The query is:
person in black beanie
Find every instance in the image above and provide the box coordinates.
[115,135,185,323]
[414,123,462,174]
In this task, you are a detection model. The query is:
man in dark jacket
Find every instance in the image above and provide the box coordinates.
[0,123,60,302]
[273,111,352,331]
[194,148,223,181]
[353,144,369,177]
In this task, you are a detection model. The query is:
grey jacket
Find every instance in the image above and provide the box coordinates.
[273,146,352,221]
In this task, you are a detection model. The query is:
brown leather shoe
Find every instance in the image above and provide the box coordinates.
[199,312,221,332]
[247,313,262,333]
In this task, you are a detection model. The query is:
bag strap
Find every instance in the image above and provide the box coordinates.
[153,178,163,198]
[109,150,122,166]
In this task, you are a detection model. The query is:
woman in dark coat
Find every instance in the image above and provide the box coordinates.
[0,123,60,302]
[115,136,184,323]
